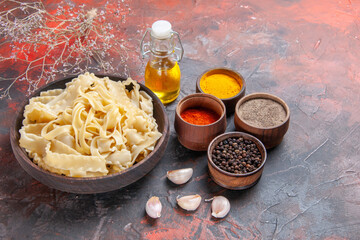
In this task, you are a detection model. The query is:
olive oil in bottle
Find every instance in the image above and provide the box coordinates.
[141,20,184,104]
[145,56,181,104]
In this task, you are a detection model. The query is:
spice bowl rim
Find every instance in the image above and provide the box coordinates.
[175,93,226,127]
[207,131,267,177]
[235,92,290,130]
[174,93,227,151]
[196,67,246,100]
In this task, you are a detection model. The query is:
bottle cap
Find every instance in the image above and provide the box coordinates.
[151,20,172,39]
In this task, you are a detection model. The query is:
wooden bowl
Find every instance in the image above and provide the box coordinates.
[234,92,290,149]
[10,75,170,194]
[207,132,267,190]
[196,68,246,114]
[174,93,227,151]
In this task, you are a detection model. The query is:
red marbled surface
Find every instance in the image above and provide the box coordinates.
[0,0,359,239]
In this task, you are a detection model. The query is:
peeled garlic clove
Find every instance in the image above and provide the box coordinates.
[167,168,193,185]
[211,196,230,218]
[146,196,162,218]
[177,194,202,211]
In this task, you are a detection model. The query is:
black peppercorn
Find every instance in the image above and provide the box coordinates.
[212,137,262,174]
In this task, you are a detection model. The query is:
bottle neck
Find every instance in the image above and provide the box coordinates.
[150,50,172,58]
[149,51,177,66]
[150,35,175,56]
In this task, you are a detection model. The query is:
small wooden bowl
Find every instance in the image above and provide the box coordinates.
[234,93,290,149]
[10,75,170,194]
[174,93,227,151]
[207,132,267,190]
[196,68,246,114]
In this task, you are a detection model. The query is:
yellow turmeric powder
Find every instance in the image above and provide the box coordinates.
[200,73,241,99]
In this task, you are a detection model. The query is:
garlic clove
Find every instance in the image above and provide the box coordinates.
[176,194,202,211]
[167,168,193,185]
[146,196,162,218]
[210,196,230,218]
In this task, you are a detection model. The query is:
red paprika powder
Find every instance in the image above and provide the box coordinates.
[180,107,219,125]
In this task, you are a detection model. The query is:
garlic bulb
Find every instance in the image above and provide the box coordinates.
[209,196,230,218]
[167,168,193,185]
[176,194,202,211]
[146,196,162,218]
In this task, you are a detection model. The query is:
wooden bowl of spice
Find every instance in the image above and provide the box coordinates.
[174,93,227,151]
[207,132,267,190]
[234,93,290,149]
[196,68,246,114]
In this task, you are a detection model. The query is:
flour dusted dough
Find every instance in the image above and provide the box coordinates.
[19,73,162,177]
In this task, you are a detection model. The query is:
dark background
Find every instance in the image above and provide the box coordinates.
[0,0,359,239]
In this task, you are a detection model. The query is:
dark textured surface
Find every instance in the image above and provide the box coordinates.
[1,0,360,239]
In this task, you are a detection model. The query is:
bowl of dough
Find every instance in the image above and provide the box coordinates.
[10,73,170,194]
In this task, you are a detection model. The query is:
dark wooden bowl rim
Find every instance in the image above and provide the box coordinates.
[196,67,246,100]
[10,75,169,182]
[235,92,290,130]
[175,93,226,127]
[207,131,267,177]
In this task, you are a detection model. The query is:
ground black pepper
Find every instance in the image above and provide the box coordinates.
[211,137,262,174]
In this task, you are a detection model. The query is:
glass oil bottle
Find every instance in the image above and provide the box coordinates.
[140,20,184,104]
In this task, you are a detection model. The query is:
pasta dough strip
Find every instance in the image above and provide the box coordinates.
[19,72,162,177]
